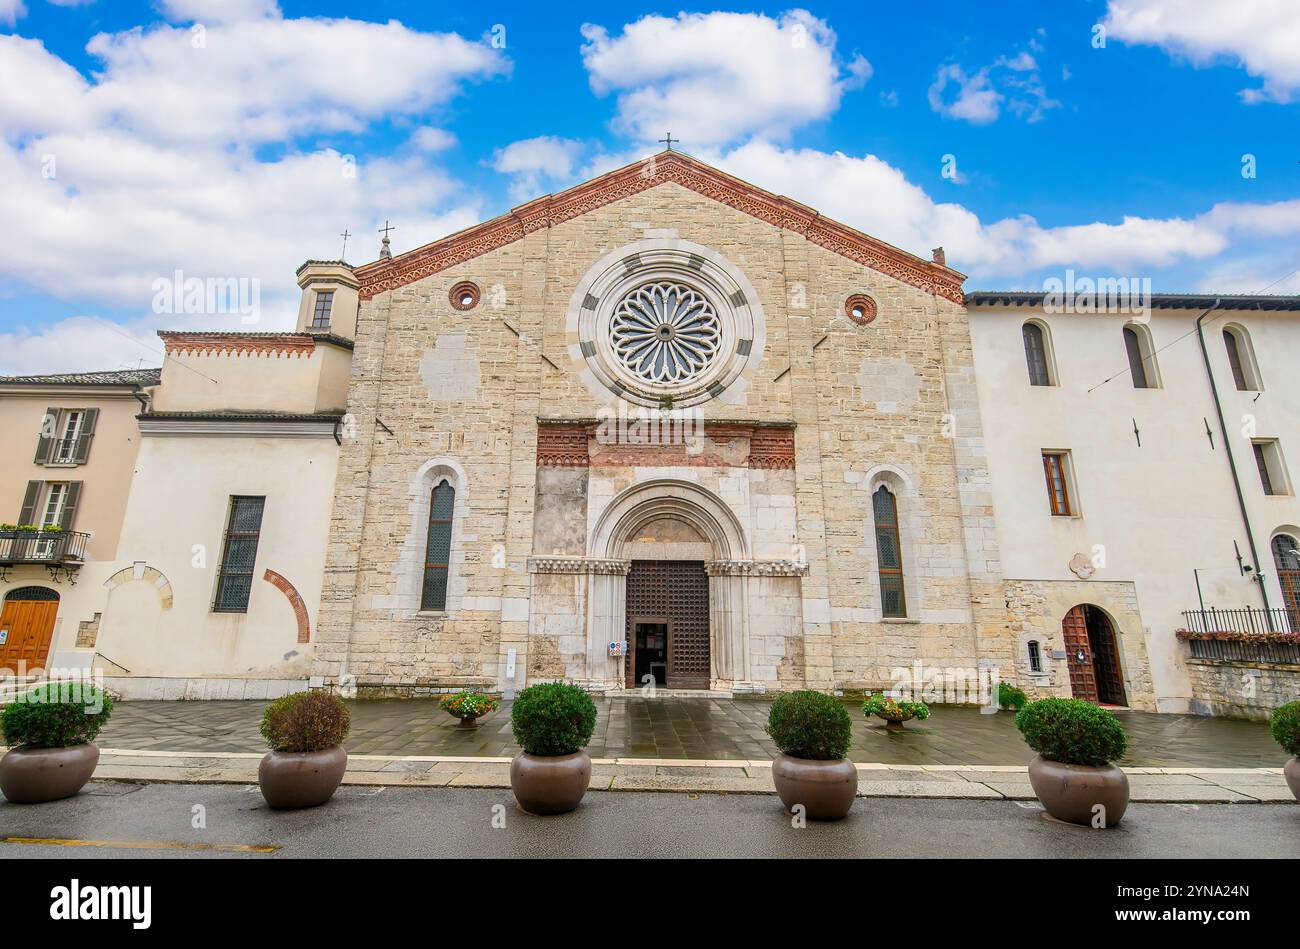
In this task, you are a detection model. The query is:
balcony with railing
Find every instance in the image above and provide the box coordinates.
[0,529,90,567]
[1178,607,1300,664]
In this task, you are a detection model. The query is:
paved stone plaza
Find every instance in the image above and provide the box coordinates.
[91,695,1282,768]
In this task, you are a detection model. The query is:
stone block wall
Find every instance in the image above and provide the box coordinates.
[1186,657,1300,720]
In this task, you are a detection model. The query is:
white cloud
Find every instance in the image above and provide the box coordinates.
[0,0,25,26]
[1105,0,1300,103]
[159,0,281,23]
[580,9,869,145]
[708,141,1299,279]
[491,136,584,201]
[929,45,1060,124]
[0,16,507,373]
[410,126,456,152]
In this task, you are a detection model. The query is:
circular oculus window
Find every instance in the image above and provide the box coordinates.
[449,281,480,311]
[845,293,878,325]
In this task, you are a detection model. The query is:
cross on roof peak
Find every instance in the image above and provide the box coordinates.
[658,132,678,151]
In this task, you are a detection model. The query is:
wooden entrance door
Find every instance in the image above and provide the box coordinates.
[0,587,60,674]
[625,561,710,689]
[1062,604,1126,705]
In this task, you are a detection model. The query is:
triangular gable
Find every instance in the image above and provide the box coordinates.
[354,150,965,303]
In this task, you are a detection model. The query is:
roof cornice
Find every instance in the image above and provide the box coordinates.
[965,291,1300,312]
[354,150,966,304]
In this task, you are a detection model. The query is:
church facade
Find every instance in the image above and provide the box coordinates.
[313,151,1027,702]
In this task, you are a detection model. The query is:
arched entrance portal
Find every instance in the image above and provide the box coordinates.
[0,586,60,673]
[590,480,748,691]
[1062,604,1127,705]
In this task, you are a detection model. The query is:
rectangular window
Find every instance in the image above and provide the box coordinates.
[54,410,83,463]
[1028,640,1043,674]
[214,496,265,613]
[35,407,97,465]
[40,482,68,528]
[1042,451,1074,516]
[1253,440,1289,496]
[311,290,334,329]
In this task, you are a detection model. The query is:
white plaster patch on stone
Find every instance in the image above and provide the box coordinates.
[858,356,920,415]
[718,376,750,406]
[802,597,832,625]
[501,597,531,623]
[640,227,680,239]
[420,334,480,402]
[460,596,503,612]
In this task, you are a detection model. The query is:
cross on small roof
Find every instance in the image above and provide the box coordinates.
[379,220,396,239]
[658,132,678,151]
[339,228,351,259]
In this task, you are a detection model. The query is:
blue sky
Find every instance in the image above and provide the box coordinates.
[1,0,1297,373]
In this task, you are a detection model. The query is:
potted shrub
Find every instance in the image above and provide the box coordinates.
[999,682,1028,712]
[257,691,351,809]
[766,690,857,820]
[1269,701,1300,802]
[863,692,931,730]
[440,690,499,728]
[1016,697,1129,826]
[0,682,113,804]
[509,682,597,815]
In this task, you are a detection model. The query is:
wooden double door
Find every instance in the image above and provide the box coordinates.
[0,587,60,674]
[625,560,710,689]
[1062,604,1127,705]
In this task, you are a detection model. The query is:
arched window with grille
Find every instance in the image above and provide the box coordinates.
[1271,533,1300,626]
[1022,321,1054,386]
[873,485,906,618]
[421,479,456,611]
[1223,325,1262,391]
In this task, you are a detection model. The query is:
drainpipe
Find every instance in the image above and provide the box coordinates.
[1195,299,1272,617]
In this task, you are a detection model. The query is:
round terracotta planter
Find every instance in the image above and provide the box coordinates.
[1027,754,1129,827]
[510,750,591,815]
[0,743,99,804]
[258,745,347,809]
[456,716,478,729]
[771,753,858,821]
[1285,757,1300,802]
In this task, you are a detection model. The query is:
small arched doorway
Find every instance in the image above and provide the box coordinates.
[1062,604,1127,705]
[0,586,60,673]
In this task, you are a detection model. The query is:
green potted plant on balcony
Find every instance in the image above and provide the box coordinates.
[509,682,597,815]
[1016,697,1129,826]
[1269,701,1300,802]
[257,691,351,809]
[0,682,114,803]
[767,690,857,820]
[440,690,499,728]
[863,692,931,730]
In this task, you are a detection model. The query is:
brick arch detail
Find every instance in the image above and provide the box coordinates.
[103,562,174,610]
[262,569,310,644]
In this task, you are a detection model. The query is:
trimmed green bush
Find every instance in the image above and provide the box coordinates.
[1270,701,1300,756]
[1014,697,1128,767]
[766,690,852,760]
[998,682,1028,711]
[511,682,597,756]
[1,683,114,748]
[260,691,351,753]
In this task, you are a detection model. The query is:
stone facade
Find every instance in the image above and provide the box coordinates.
[312,154,1024,697]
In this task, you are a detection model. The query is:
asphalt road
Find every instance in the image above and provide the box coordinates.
[1,782,1297,859]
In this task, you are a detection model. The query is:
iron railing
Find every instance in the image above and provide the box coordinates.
[0,530,90,566]
[1180,606,1300,664]
[1180,606,1298,635]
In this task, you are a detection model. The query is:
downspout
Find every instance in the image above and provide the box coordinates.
[1195,299,1272,615]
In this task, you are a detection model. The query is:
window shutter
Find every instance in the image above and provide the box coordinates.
[34,407,60,463]
[18,481,42,525]
[72,408,99,463]
[59,482,82,530]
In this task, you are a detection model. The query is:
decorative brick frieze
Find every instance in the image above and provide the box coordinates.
[528,557,631,575]
[536,423,590,467]
[537,419,797,470]
[705,559,809,577]
[354,151,964,303]
[747,427,796,469]
[159,332,317,359]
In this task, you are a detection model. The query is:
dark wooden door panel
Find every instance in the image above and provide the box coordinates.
[1062,605,1098,702]
[626,560,710,689]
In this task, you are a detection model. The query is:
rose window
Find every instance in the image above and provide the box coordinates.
[609,282,722,385]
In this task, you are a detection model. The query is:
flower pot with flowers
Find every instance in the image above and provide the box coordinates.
[440,690,499,728]
[863,692,931,730]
